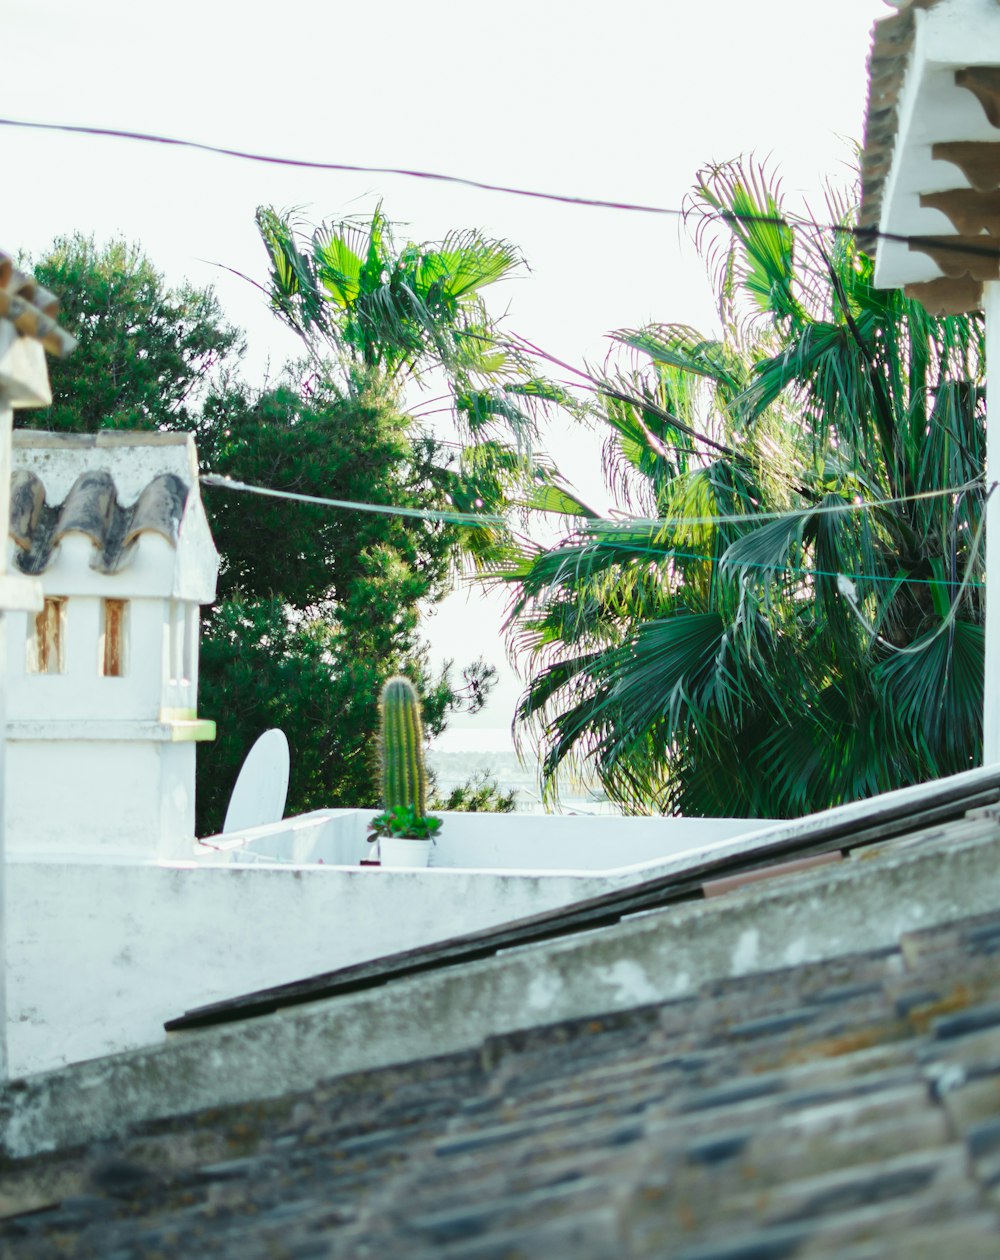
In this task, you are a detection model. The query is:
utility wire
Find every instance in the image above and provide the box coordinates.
[573,477,984,532]
[590,540,985,590]
[201,473,988,588]
[835,483,992,648]
[0,116,690,218]
[5,115,1000,265]
[200,473,506,526]
[202,472,982,531]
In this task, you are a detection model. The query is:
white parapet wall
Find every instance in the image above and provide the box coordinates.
[6,809,771,1077]
[198,808,763,871]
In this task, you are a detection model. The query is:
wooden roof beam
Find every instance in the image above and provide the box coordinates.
[903,275,984,315]
[920,188,1000,236]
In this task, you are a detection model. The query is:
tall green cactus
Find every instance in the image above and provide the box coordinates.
[379,676,428,816]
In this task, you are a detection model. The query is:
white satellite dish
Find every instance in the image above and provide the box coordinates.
[222,729,290,834]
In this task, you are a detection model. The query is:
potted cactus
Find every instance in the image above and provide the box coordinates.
[368,676,442,868]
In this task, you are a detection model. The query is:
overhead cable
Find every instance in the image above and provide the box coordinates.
[835,483,992,649]
[5,115,1000,265]
[585,477,984,532]
[200,473,506,526]
[0,116,691,218]
[201,472,988,590]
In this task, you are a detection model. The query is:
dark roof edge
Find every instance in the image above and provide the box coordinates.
[859,0,1000,241]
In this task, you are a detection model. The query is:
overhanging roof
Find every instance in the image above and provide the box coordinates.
[860,0,1000,313]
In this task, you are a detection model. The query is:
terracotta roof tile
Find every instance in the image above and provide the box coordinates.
[0,252,76,358]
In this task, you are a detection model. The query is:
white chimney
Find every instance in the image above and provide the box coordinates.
[5,431,218,861]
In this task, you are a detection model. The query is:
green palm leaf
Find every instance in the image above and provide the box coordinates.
[507,154,985,819]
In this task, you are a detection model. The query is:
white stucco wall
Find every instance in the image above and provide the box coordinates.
[5,855,623,1076]
[6,433,218,863]
[202,808,763,871]
[7,739,197,860]
[6,809,771,1077]
[13,755,1000,1083]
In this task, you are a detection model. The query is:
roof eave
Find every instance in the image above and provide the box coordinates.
[861,0,1000,311]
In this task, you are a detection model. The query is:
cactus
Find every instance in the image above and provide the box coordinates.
[379,676,428,816]
[369,676,441,843]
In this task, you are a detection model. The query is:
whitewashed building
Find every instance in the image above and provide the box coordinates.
[0,420,768,1077]
[4,431,218,861]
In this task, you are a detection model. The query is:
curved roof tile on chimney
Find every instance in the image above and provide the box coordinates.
[8,469,189,575]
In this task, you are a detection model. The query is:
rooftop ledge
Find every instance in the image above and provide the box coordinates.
[7,717,216,742]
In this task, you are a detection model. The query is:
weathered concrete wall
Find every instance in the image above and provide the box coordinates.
[5,853,629,1077]
[7,739,197,861]
[207,808,766,871]
[7,809,769,1076]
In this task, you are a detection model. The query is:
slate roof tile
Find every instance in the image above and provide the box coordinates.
[6,806,1000,1256]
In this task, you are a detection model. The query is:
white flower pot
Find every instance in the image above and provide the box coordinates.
[380,835,433,868]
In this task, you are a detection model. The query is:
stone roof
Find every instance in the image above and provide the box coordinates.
[861,2,945,230]
[3,898,1000,1256]
[859,0,1000,313]
[0,253,76,358]
[9,468,189,575]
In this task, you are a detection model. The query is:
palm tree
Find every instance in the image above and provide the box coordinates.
[508,159,986,818]
[255,203,572,564]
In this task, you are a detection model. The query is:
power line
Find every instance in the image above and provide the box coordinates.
[200,474,506,526]
[0,116,689,218]
[835,484,991,647]
[5,115,1000,265]
[203,472,983,531]
[600,541,985,590]
[200,473,988,589]
[581,478,985,532]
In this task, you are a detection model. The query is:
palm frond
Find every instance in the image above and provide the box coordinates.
[505,154,985,819]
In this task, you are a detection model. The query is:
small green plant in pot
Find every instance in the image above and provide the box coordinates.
[368,676,442,867]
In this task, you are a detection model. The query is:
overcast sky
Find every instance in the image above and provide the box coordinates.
[4,0,889,747]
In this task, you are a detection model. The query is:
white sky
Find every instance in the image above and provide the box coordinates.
[4,0,889,747]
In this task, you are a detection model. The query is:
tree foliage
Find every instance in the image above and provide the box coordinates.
[193,375,499,831]
[256,203,522,385]
[253,205,575,563]
[509,159,986,819]
[434,771,517,814]
[28,235,242,432]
